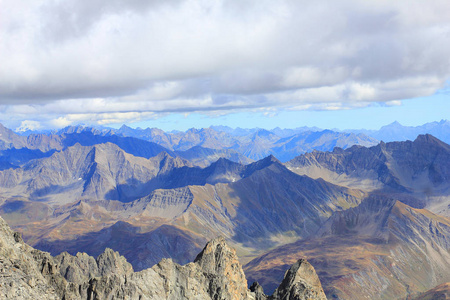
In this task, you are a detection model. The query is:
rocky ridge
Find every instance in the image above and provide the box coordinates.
[244,196,450,299]
[412,282,450,300]
[287,134,450,216]
[0,216,326,299]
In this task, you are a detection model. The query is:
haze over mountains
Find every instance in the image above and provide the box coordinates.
[351,119,450,144]
[60,124,379,162]
[14,119,450,160]
[0,121,449,299]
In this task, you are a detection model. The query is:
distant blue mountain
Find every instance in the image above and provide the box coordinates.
[7,120,448,164]
[350,120,450,144]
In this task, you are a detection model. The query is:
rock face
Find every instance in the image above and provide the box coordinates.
[194,236,250,300]
[287,134,450,216]
[0,143,190,204]
[0,217,61,299]
[0,216,325,299]
[287,134,450,189]
[270,259,327,300]
[245,196,450,299]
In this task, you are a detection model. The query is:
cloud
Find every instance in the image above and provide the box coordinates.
[16,120,43,132]
[0,0,450,128]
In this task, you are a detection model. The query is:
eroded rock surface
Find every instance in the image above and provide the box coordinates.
[0,216,325,299]
[270,259,327,300]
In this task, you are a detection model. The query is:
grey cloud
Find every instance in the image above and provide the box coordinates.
[0,0,449,121]
[39,0,182,43]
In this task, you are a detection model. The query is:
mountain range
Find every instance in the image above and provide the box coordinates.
[78,125,379,162]
[0,122,449,299]
[5,122,379,162]
[351,119,450,144]
[14,119,450,159]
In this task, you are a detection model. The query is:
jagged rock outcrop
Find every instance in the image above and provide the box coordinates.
[250,281,267,300]
[0,216,325,299]
[193,236,250,299]
[270,259,327,300]
[0,217,61,299]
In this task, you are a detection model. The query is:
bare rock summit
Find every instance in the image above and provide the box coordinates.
[270,259,327,300]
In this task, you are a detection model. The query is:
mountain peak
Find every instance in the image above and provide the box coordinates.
[414,133,439,142]
[213,156,240,167]
[271,258,327,300]
[253,154,282,169]
[194,236,249,299]
[387,121,402,127]
[263,154,281,164]
[154,150,173,159]
[119,124,132,130]
[240,154,284,178]
[379,121,403,130]
[96,248,133,276]
[194,236,236,265]
[413,134,449,149]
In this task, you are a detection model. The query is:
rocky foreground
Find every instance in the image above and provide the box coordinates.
[0,216,326,300]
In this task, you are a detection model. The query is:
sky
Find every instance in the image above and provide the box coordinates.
[1,0,450,132]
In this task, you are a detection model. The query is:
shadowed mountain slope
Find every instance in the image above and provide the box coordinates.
[0,143,190,204]
[244,196,450,299]
[287,134,450,216]
[176,145,253,167]
[3,154,365,272]
[0,124,177,170]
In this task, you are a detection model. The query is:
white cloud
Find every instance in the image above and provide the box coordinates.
[385,100,402,106]
[16,120,43,132]
[0,0,449,128]
[51,117,73,128]
[50,111,161,127]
